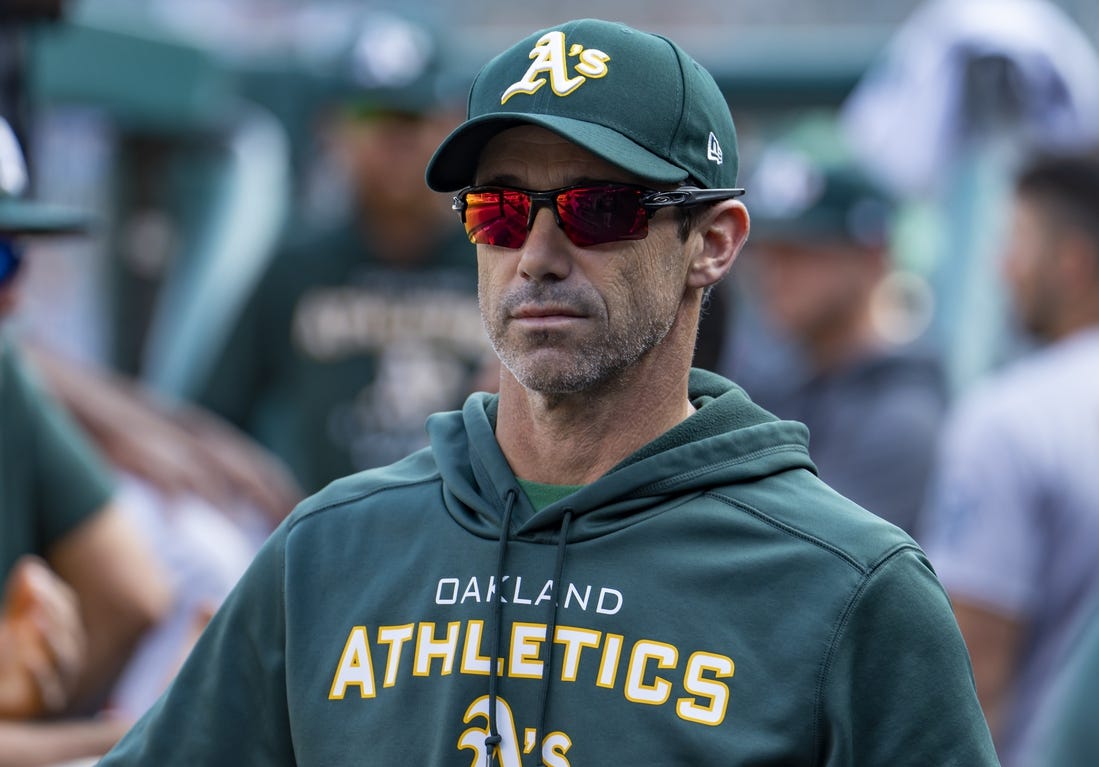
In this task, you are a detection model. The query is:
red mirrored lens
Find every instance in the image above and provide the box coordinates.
[556,185,649,246]
[460,185,651,248]
[463,189,531,248]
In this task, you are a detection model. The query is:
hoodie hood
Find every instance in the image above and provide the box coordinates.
[427,368,816,543]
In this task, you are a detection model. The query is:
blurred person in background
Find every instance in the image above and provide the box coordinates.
[736,119,948,535]
[2,0,304,726]
[918,149,1099,766]
[0,113,172,767]
[193,12,491,495]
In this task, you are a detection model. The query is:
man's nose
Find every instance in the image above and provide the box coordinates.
[516,207,573,282]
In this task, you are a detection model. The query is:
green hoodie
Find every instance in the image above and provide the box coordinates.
[99,369,997,766]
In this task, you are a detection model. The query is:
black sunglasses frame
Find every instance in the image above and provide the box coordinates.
[451,183,746,248]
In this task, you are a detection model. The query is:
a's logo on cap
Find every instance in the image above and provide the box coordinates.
[707,132,723,166]
[500,31,610,105]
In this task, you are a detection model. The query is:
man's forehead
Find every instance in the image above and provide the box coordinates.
[475,125,643,185]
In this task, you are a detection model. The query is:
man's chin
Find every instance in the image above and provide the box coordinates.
[503,353,595,396]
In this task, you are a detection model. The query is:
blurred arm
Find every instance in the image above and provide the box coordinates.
[23,342,302,525]
[951,597,1025,740]
[46,503,173,713]
[0,717,132,767]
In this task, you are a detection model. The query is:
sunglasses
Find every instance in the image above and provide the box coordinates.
[452,183,745,249]
[0,238,22,288]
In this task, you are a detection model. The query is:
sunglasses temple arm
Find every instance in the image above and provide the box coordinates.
[642,187,746,208]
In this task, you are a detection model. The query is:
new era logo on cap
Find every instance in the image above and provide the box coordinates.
[707,132,723,166]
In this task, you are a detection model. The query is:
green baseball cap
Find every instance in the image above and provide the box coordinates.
[0,116,89,236]
[426,18,738,192]
[336,11,457,117]
[748,116,894,249]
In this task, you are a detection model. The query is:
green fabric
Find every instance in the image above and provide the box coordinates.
[427,19,739,192]
[517,478,585,512]
[193,217,486,495]
[0,335,114,579]
[100,369,997,765]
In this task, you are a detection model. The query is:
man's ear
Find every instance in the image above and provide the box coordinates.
[686,200,750,289]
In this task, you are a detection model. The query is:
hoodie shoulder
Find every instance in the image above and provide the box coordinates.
[287,447,442,529]
[715,466,923,575]
[685,369,919,570]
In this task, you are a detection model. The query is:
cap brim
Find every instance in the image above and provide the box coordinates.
[426,112,689,192]
[0,200,91,236]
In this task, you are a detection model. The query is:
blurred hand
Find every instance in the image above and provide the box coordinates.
[171,400,306,525]
[25,344,304,526]
[0,556,86,718]
[85,388,304,526]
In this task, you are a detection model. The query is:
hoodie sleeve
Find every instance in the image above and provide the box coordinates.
[817,547,999,766]
[98,522,294,766]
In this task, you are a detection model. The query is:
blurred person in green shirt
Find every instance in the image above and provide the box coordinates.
[0,113,172,767]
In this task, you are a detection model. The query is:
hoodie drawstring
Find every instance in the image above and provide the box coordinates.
[484,489,516,767]
[536,509,573,763]
[485,495,574,767]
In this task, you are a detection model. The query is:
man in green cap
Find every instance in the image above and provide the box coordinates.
[99,19,997,765]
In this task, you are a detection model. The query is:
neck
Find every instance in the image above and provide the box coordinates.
[494,305,699,485]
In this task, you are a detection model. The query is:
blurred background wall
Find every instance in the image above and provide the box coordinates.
[7,0,1099,399]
